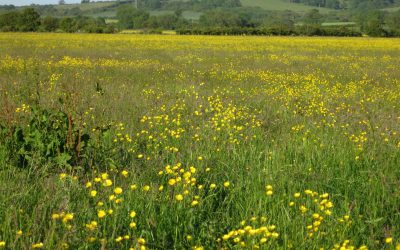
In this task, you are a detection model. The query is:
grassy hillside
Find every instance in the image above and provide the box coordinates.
[46,0,336,19]
[55,1,116,11]
[241,0,334,13]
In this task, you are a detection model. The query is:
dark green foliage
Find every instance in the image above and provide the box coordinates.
[146,14,188,29]
[145,0,163,9]
[386,10,400,35]
[177,25,362,36]
[2,107,90,170]
[290,0,399,10]
[0,5,16,11]
[357,10,386,37]
[0,11,20,31]
[303,9,323,25]
[164,0,241,11]
[18,8,41,32]
[0,8,40,32]
[117,6,150,29]
[41,15,59,32]
[59,17,76,32]
[199,10,251,27]
[1,0,400,37]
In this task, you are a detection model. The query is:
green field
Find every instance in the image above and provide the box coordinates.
[240,0,334,13]
[55,1,116,11]
[321,22,356,26]
[0,33,400,249]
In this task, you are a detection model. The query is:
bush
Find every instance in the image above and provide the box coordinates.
[2,106,90,170]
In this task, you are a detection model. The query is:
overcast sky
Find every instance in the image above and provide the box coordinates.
[0,0,113,6]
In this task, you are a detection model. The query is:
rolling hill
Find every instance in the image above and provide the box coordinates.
[46,0,336,20]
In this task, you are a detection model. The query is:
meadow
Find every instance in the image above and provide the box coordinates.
[0,33,400,250]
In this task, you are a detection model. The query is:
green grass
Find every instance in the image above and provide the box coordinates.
[0,33,399,249]
[321,21,356,26]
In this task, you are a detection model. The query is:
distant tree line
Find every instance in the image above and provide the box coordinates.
[116,5,189,29]
[177,26,362,36]
[287,0,400,10]
[0,8,117,33]
[1,4,399,37]
[193,8,400,37]
[356,9,400,36]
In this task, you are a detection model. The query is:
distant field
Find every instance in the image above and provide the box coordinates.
[321,22,356,26]
[90,10,118,18]
[55,1,116,11]
[381,5,400,12]
[240,0,334,13]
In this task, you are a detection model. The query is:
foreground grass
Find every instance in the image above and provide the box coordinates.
[0,33,400,249]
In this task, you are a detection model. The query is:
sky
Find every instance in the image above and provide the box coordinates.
[0,0,112,6]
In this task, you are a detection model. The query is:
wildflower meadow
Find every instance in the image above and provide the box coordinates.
[0,33,399,249]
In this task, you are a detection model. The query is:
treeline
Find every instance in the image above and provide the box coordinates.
[288,0,400,10]
[177,26,362,36]
[1,4,400,37]
[0,8,117,33]
[356,9,400,37]
[120,0,242,11]
[194,8,400,37]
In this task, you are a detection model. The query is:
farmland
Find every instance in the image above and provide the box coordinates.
[0,33,400,249]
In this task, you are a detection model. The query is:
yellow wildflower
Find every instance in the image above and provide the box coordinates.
[114,187,123,195]
[97,210,106,218]
[175,194,184,201]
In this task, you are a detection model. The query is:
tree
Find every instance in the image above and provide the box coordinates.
[60,17,76,32]
[0,11,20,31]
[81,0,90,3]
[116,5,149,29]
[18,8,41,31]
[116,5,136,29]
[145,0,162,9]
[303,9,323,25]
[132,9,149,28]
[199,10,248,28]
[386,10,400,34]
[59,0,66,4]
[357,10,385,36]
[42,15,59,32]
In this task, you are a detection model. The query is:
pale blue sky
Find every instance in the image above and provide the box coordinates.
[0,0,113,6]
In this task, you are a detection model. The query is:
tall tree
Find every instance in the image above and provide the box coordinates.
[18,8,41,31]
[386,10,400,34]
[303,9,323,25]
[0,11,20,31]
[42,16,59,32]
[116,5,149,29]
